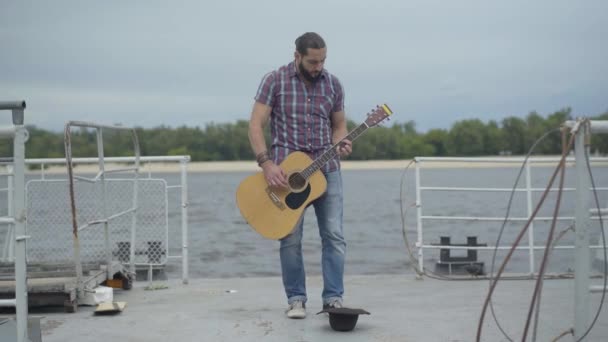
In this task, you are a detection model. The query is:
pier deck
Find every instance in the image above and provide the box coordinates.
[20,274,608,341]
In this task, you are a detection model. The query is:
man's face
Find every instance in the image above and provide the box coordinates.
[296,47,327,83]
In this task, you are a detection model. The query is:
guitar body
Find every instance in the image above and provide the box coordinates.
[236,151,328,240]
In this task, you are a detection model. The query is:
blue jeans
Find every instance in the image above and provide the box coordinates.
[280,170,345,306]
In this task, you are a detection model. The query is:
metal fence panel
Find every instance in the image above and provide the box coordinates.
[25,178,168,266]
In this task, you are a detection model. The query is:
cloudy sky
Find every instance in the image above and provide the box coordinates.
[1,0,606,132]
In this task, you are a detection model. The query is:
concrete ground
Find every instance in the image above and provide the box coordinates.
[18,274,608,341]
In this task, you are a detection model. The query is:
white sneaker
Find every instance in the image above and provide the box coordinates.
[286,300,306,319]
[323,299,343,310]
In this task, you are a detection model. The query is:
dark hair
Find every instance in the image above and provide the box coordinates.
[295,32,326,56]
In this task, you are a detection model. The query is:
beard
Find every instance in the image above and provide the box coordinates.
[298,61,321,83]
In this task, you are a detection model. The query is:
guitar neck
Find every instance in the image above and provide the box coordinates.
[300,122,369,179]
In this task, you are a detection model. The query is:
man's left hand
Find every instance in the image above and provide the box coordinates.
[337,139,352,158]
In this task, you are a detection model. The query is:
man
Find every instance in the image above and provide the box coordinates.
[248,32,352,319]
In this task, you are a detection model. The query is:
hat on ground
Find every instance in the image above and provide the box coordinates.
[316,307,371,332]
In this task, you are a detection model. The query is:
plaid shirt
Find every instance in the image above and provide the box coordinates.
[254,61,344,173]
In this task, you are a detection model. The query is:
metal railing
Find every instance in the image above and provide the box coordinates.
[22,155,190,284]
[64,121,141,294]
[413,155,608,276]
[0,100,29,342]
[413,121,608,341]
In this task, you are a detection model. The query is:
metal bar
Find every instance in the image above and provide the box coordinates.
[103,167,139,174]
[0,126,17,138]
[13,126,29,342]
[420,244,607,250]
[415,156,607,163]
[77,208,137,232]
[414,160,424,274]
[66,120,137,131]
[73,175,98,183]
[589,208,608,215]
[574,123,591,339]
[525,161,535,275]
[107,208,136,222]
[26,155,190,165]
[180,159,189,284]
[96,128,113,280]
[64,123,84,315]
[590,286,608,293]
[0,101,26,110]
[0,217,16,224]
[420,215,576,221]
[2,166,14,261]
[564,120,608,133]
[0,299,16,307]
[129,128,141,277]
[420,186,608,192]
[77,221,104,232]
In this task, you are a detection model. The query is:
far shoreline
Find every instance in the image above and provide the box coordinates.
[24,157,608,174]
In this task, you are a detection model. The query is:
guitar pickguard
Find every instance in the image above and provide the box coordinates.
[285,184,311,210]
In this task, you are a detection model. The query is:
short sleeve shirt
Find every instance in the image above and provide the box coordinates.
[254,61,344,173]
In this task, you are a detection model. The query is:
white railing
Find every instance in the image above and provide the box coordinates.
[20,155,191,285]
[413,155,608,276]
[0,100,28,342]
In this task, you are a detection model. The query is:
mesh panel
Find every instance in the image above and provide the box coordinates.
[26,178,168,265]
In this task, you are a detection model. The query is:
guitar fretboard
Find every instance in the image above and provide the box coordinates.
[300,122,369,179]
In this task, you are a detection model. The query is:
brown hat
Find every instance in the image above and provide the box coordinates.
[316,307,371,331]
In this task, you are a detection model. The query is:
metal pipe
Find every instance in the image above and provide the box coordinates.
[420,215,576,221]
[564,120,608,133]
[96,128,113,280]
[0,298,16,307]
[414,158,424,275]
[0,101,26,110]
[420,244,608,250]
[180,160,189,284]
[574,122,592,339]
[0,126,17,138]
[25,155,190,164]
[415,156,606,163]
[13,126,29,342]
[0,217,16,224]
[525,160,535,275]
[420,186,608,192]
[2,166,14,262]
[129,128,141,277]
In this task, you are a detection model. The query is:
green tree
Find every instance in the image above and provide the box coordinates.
[423,129,449,156]
[501,116,527,155]
[446,119,486,156]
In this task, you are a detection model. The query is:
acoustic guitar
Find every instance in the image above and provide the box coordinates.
[236,104,393,239]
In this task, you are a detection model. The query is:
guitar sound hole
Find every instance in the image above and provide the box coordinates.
[288,173,307,192]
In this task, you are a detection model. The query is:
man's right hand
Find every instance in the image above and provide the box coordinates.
[262,162,289,188]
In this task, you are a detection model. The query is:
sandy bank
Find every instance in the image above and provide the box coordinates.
[23,157,607,174]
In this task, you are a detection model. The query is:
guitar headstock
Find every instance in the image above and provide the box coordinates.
[364,104,393,127]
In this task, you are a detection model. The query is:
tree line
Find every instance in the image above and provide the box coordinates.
[2,107,607,161]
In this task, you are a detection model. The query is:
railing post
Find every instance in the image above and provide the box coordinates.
[573,122,592,339]
[4,165,14,262]
[414,158,424,275]
[525,160,535,275]
[180,158,189,284]
[13,126,29,342]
